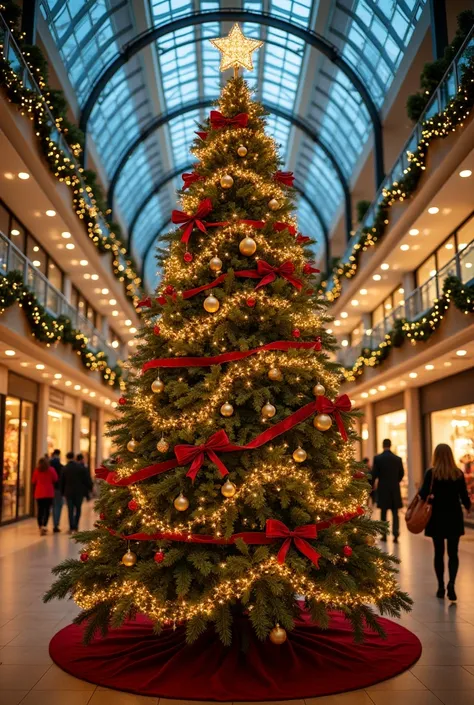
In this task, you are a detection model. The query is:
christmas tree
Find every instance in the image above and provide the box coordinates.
[46,25,411,646]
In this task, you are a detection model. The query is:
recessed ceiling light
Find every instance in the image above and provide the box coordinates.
[378,385,386,391]
[351,299,359,306]
[340,311,348,318]
[91,274,99,281]
[4,172,14,179]
[66,243,75,250]
[11,229,20,236]
[79,259,88,266]
[341,339,349,347]
[400,244,409,251]
[444,361,452,367]
[42,372,50,378]
[61,231,71,239]
[398,287,404,294]
[361,392,369,399]
[400,380,407,387]
[128,340,135,346]
[429,269,437,277]
[18,172,30,180]
[20,361,29,367]
[326,328,332,334]
[36,363,45,370]
[109,298,117,305]
[373,274,381,281]
[369,388,377,395]
[83,273,91,280]
[459,169,472,178]
[425,364,434,370]
[101,288,109,295]
[409,372,418,378]
[112,402,118,408]
[65,380,72,386]
[90,392,96,398]
[105,398,111,405]
[32,260,41,267]
[125,319,132,326]
[334,320,341,326]
[380,263,389,270]
[4,349,16,356]
[129,327,137,333]
[359,289,367,295]
[409,228,419,236]
[111,340,119,348]
[54,373,62,379]
[456,349,467,356]
[445,243,454,250]
[112,310,119,317]
[74,384,81,391]
[459,243,467,250]
[45,209,56,217]
[428,206,439,214]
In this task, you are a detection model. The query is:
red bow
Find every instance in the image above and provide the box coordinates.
[296,233,311,244]
[171,198,226,245]
[254,260,302,291]
[265,519,320,566]
[316,394,352,441]
[273,171,295,187]
[303,263,320,275]
[195,131,208,141]
[174,430,234,481]
[210,111,248,130]
[137,296,152,308]
[273,222,297,236]
[182,172,204,190]
[156,285,176,306]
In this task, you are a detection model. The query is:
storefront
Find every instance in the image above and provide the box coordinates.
[0,374,37,524]
[375,395,408,503]
[47,408,73,457]
[80,403,98,470]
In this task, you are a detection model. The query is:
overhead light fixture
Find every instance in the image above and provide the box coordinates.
[11,229,20,236]
[4,172,14,179]
[91,274,99,281]
[20,361,29,367]
[444,361,452,367]
[400,244,409,251]
[112,310,119,317]
[32,260,41,267]
[74,384,81,391]
[36,363,45,370]
[380,263,389,270]
[83,273,91,280]
[111,340,119,348]
[398,287,404,294]
[129,327,137,334]
[361,392,369,399]
[4,349,16,356]
[445,243,454,250]
[65,380,72,386]
[125,319,132,326]
[458,243,467,250]
[429,269,437,277]
[334,320,341,326]
[101,288,109,295]
[378,385,386,391]
[340,311,348,318]
[359,289,367,295]
[459,169,472,178]
[373,274,381,281]
[109,298,117,305]
[54,373,62,379]
[45,209,56,217]
[65,243,75,250]
[428,206,439,214]
[369,388,377,395]
[61,231,71,239]
[409,228,419,236]
[409,372,418,378]
[18,172,30,180]
[341,339,349,347]
[326,328,332,334]
[79,260,88,266]
[90,392,96,398]
[425,364,434,370]
[456,349,467,357]
[351,299,359,306]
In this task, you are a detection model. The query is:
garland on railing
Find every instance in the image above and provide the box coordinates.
[0,6,142,303]
[343,275,474,382]
[0,271,124,390]
[323,54,474,303]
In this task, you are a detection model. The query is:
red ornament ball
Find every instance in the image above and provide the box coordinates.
[80,552,89,562]
[164,285,174,295]
[128,499,139,512]
[246,297,256,307]
[118,396,127,406]
[153,325,160,336]
[115,456,122,464]
[99,512,106,520]
[343,545,353,557]
[292,328,301,338]
[353,471,366,480]
[183,252,193,263]
[154,550,165,564]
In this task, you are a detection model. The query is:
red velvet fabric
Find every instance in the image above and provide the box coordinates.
[49,611,421,701]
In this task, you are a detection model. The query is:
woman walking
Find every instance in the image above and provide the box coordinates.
[32,457,58,535]
[419,443,471,602]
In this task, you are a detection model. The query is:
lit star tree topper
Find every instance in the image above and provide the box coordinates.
[210,23,264,76]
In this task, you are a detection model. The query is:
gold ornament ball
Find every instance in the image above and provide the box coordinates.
[366,535,376,546]
[313,383,326,397]
[209,256,223,272]
[262,402,276,419]
[151,377,165,394]
[269,624,287,645]
[268,198,280,211]
[268,366,283,382]
[237,145,248,157]
[220,174,234,189]
[314,413,333,432]
[239,237,257,256]
[121,550,137,567]
[174,493,189,511]
[156,438,169,453]
[127,439,138,453]
[221,479,237,497]
[220,401,234,417]
[204,294,220,313]
[293,446,307,463]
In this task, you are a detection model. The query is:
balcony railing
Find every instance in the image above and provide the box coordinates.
[0,230,120,368]
[327,24,474,294]
[0,14,134,286]
[338,237,474,368]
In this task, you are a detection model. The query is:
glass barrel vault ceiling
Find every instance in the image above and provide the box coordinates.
[39,0,428,289]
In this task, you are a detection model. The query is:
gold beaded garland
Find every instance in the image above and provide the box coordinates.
[220,401,234,417]
[262,402,276,419]
[268,366,283,381]
[366,535,376,546]
[174,493,189,511]
[268,198,280,211]
[151,377,165,394]
[127,439,138,453]
[237,145,247,157]
[220,174,234,189]
[156,437,169,453]
[292,446,307,463]
[313,383,326,397]
[121,550,137,567]
[269,624,287,644]
[209,256,223,272]
[239,237,257,256]
[314,413,332,431]
[204,294,220,312]
[221,479,237,497]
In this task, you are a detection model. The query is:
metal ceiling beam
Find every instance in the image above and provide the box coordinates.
[79,9,384,186]
[109,99,353,242]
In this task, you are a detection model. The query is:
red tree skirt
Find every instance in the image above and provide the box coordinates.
[49,611,421,701]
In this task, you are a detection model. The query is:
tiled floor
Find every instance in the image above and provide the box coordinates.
[2,506,474,705]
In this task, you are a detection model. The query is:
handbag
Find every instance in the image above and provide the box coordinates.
[405,471,434,534]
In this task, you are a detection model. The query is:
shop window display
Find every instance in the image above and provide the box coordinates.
[47,409,73,456]
[431,404,474,502]
[2,397,35,523]
[376,410,408,501]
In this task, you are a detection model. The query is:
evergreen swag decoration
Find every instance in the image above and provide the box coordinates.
[0,3,142,302]
[343,275,474,381]
[0,271,123,389]
[323,51,474,302]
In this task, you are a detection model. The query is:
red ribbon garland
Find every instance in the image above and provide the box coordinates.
[273,171,295,187]
[137,296,152,309]
[171,198,229,244]
[265,519,320,566]
[182,172,204,190]
[296,233,311,244]
[274,222,297,236]
[316,394,352,441]
[210,111,249,130]
[142,339,321,371]
[195,131,208,141]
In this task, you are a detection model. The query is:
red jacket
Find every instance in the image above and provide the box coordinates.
[32,467,58,499]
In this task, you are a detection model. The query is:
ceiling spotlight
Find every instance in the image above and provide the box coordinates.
[79,259,88,266]
[20,361,29,367]
[90,392,96,398]
[378,385,386,391]
[380,263,389,270]
[65,380,72,386]
[125,319,132,326]
[74,384,81,391]
[359,289,367,295]
[409,372,418,378]
[45,209,56,217]
[409,228,419,236]
[109,298,117,305]
[4,349,16,356]
[36,363,45,370]
[340,311,348,318]
[83,273,91,280]
[369,388,377,395]
[91,274,99,281]
[11,229,20,236]
[129,327,137,334]
[111,340,119,348]
[351,299,359,306]
[112,310,119,317]
[61,231,71,239]
[400,244,409,251]
[361,392,369,398]
[101,288,109,295]
[456,349,467,357]
[341,339,349,347]
[425,364,434,370]
[18,172,30,180]
[4,172,14,179]
[65,243,75,250]
[373,274,381,281]
[334,320,341,326]
[459,169,472,178]
[444,361,452,367]
[428,206,439,214]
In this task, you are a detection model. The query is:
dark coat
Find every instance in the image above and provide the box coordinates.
[49,455,63,489]
[372,450,404,510]
[419,468,471,538]
[60,461,92,499]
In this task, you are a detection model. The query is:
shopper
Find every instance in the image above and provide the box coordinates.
[61,451,93,533]
[32,457,58,535]
[419,443,471,602]
[76,453,93,499]
[372,439,404,543]
[50,448,63,533]
[363,456,376,505]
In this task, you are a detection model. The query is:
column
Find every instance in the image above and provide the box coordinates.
[402,271,416,297]
[404,387,423,497]
[73,396,82,455]
[96,407,105,468]
[63,274,72,302]
[36,384,49,459]
[363,402,376,461]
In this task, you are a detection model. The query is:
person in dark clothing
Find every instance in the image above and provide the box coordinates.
[61,451,93,533]
[363,456,376,505]
[419,443,471,602]
[49,449,63,532]
[76,453,93,499]
[372,439,404,542]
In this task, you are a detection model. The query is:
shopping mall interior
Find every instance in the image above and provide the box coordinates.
[1,0,474,702]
